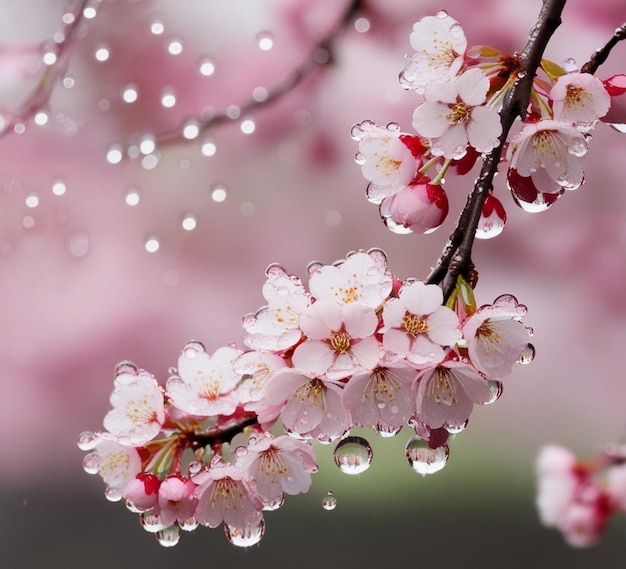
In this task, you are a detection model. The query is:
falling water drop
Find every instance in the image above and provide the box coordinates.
[322,491,337,511]
[224,519,266,547]
[517,343,536,364]
[156,525,180,547]
[333,436,373,475]
[405,436,449,475]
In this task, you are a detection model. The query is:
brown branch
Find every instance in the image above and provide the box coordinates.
[0,0,91,136]
[121,0,364,154]
[426,0,567,297]
[581,22,626,75]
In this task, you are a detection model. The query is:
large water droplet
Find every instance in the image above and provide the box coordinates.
[225,519,265,547]
[405,436,449,475]
[333,436,373,475]
[517,343,535,364]
[140,511,166,533]
[483,380,503,405]
[77,431,98,451]
[156,525,180,547]
[82,452,100,475]
[322,490,337,511]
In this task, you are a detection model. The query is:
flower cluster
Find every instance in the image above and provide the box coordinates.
[536,444,626,547]
[79,249,533,547]
[353,11,623,235]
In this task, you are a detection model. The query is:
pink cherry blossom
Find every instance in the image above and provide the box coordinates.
[124,473,160,513]
[352,120,423,204]
[412,68,502,159]
[240,433,317,506]
[194,462,263,530]
[166,345,242,417]
[506,119,588,192]
[551,72,611,131]
[381,280,461,367]
[154,475,199,527]
[475,192,507,239]
[379,182,449,234]
[536,445,579,527]
[264,369,351,442]
[461,294,531,379]
[400,12,467,93]
[342,366,417,429]
[414,360,493,429]
[292,299,380,380]
[92,438,142,496]
[242,264,312,353]
[103,368,165,446]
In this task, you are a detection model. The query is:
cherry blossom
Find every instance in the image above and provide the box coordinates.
[240,434,317,506]
[378,181,449,234]
[342,367,417,429]
[412,67,502,159]
[506,119,588,192]
[103,367,165,446]
[124,473,160,513]
[90,438,143,497]
[242,264,312,354]
[166,344,242,417]
[381,280,461,367]
[308,249,393,309]
[550,72,611,131]
[400,11,467,93]
[414,360,493,429]
[461,294,531,379]
[292,299,380,380]
[154,475,199,527]
[194,461,263,530]
[264,369,351,442]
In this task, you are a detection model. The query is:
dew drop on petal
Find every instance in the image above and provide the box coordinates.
[156,525,180,547]
[483,380,503,405]
[225,519,266,547]
[115,360,138,377]
[405,436,449,475]
[187,461,203,476]
[517,343,535,364]
[82,452,100,475]
[140,511,166,533]
[77,431,98,451]
[333,436,373,475]
[609,122,626,134]
[183,340,206,358]
[563,58,577,72]
[374,421,402,438]
[444,420,468,434]
[436,9,449,18]
[322,491,337,511]
[263,495,284,512]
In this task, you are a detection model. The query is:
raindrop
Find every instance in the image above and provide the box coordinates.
[322,491,337,511]
[63,75,75,89]
[141,154,159,170]
[263,495,284,512]
[139,135,156,155]
[333,436,373,475]
[182,121,200,140]
[82,452,100,475]
[563,58,577,72]
[104,486,123,502]
[252,86,268,102]
[83,6,97,19]
[256,31,274,51]
[444,420,468,434]
[77,431,98,451]
[383,215,414,235]
[436,9,449,18]
[517,343,536,364]
[225,519,266,547]
[354,17,370,33]
[14,122,26,134]
[609,123,626,134]
[65,231,91,258]
[62,12,75,24]
[179,517,199,532]
[405,436,449,475]
[226,105,241,119]
[141,511,166,533]
[484,380,503,405]
[43,51,57,66]
[199,57,215,76]
[145,236,160,252]
[156,525,180,547]
[374,421,402,438]
[25,193,39,208]
[34,111,48,126]
[114,360,138,377]
[187,461,203,476]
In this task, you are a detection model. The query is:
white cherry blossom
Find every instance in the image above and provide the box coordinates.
[551,72,610,131]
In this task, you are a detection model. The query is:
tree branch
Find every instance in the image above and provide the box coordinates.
[580,22,626,75]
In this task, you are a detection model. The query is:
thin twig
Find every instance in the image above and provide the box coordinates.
[426,0,567,298]
[580,23,626,75]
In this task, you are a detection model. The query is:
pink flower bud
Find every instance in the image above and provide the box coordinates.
[379,183,448,234]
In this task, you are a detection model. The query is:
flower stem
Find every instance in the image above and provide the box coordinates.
[581,23,626,75]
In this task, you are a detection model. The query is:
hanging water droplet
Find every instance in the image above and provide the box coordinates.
[187,461,203,476]
[104,486,123,502]
[263,494,284,512]
[444,419,468,434]
[484,380,503,405]
[156,525,180,547]
[563,58,577,72]
[82,452,100,475]
[405,436,449,475]
[77,431,98,451]
[322,491,337,511]
[182,120,200,140]
[115,360,138,377]
[179,517,199,532]
[333,436,373,475]
[436,9,449,18]
[225,519,266,547]
[609,122,626,134]
[256,31,274,51]
[140,511,166,533]
[183,340,206,358]
[517,343,535,364]
[374,421,402,438]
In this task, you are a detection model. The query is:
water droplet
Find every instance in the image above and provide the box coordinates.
[444,420,468,434]
[187,461,203,476]
[436,9,449,18]
[333,436,373,475]
[34,111,48,126]
[609,122,626,134]
[141,511,166,533]
[181,214,197,231]
[104,486,123,502]
[374,421,402,438]
[22,216,36,230]
[179,517,198,532]
[183,340,206,358]
[82,452,100,475]
[354,152,366,165]
[115,360,138,377]
[65,231,91,258]
[484,380,503,405]
[322,491,337,511]
[383,215,414,235]
[256,31,274,51]
[125,188,140,206]
[517,343,535,364]
[42,51,57,66]
[156,525,180,547]
[182,120,200,140]
[122,84,138,103]
[563,58,577,72]
[226,105,241,119]
[263,495,284,512]
[25,193,39,208]
[252,86,268,102]
[405,436,449,475]
[201,139,217,157]
[83,6,97,19]
[225,519,265,547]
[77,431,98,451]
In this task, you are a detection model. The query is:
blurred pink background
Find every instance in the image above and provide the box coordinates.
[1,0,626,565]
